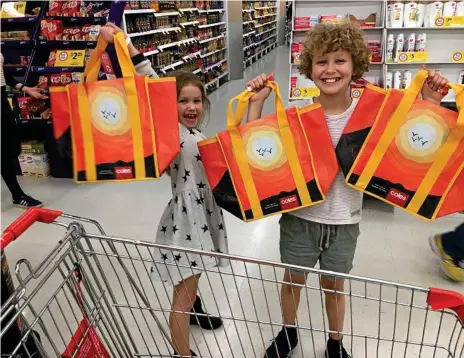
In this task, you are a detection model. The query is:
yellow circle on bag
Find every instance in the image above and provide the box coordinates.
[395,109,448,164]
[89,84,129,136]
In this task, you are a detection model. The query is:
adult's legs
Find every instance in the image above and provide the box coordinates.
[1,156,25,199]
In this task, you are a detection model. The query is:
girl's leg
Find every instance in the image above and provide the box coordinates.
[170,274,201,356]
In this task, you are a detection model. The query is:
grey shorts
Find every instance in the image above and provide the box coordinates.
[279,214,360,277]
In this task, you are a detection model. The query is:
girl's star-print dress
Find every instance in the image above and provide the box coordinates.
[151,124,229,285]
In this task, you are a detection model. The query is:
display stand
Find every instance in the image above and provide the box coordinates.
[242,0,278,69]
[121,0,229,94]
[288,0,464,104]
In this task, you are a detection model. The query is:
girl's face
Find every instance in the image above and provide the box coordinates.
[311,50,354,96]
[177,84,203,128]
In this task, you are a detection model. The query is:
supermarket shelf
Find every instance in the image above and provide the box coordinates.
[243,42,257,51]
[1,40,32,46]
[154,11,180,17]
[127,27,181,38]
[3,66,27,74]
[242,9,255,13]
[18,119,53,125]
[36,40,96,48]
[44,16,107,24]
[124,9,156,15]
[243,30,255,37]
[199,34,224,44]
[257,34,277,46]
[200,47,226,58]
[386,61,461,65]
[159,60,184,73]
[198,9,224,14]
[255,6,278,10]
[197,21,225,29]
[257,27,276,37]
[30,66,85,73]
[204,59,227,73]
[255,20,277,29]
[387,26,464,31]
[178,8,198,13]
[193,68,202,75]
[143,49,160,56]
[254,13,277,19]
[158,37,196,51]
[1,16,37,24]
[205,71,229,87]
[243,20,255,25]
[180,20,199,27]
[183,51,201,61]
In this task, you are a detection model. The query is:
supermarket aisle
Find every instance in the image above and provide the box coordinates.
[1,45,463,358]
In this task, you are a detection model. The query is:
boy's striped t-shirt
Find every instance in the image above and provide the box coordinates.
[289,98,363,225]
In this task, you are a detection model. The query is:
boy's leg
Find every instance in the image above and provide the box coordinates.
[170,273,201,356]
[441,223,464,261]
[430,223,464,281]
[281,269,307,325]
[321,277,345,340]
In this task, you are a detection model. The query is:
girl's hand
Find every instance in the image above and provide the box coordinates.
[246,73,273,103]
[23,86,48,99]
[421,66,448,105]
[100,22,125,43]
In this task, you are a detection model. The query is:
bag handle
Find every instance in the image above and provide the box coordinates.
[82,33,136,83]
[226,81,312,219]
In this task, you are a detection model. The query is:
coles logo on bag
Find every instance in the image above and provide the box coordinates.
[386,188,410,207]
[280,194,299,210]
[114,167,133,179]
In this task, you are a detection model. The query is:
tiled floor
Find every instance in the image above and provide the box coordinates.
[2,46,463,358]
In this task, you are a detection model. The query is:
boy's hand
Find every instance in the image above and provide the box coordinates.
[100,22,125,43]
[246,73,273,103]
[421,66,448,105]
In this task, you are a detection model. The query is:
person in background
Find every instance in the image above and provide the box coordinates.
[430,223,464,282]
[1,53,45,208]
[246,23,449,358]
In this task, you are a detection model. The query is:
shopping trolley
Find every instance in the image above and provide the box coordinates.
[1,208,463,358]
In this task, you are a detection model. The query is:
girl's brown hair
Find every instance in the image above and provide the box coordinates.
[172,70,211,129]
[298,23,370,81]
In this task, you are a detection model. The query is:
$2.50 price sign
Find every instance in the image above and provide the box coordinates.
[55,50,85,67]
[397,51,429,63]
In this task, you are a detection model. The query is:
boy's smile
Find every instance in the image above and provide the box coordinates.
[312,50,354,96]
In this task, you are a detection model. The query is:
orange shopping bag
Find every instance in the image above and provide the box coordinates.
[198,82,338,222]
[336,70,464,221]
[50,33,179,183]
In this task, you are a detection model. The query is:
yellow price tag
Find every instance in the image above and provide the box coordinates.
[351,88,364,99]
[293,53,301,65]
[1,2,26,18]
[435,16,464,27]
[452,51,464,63]
[291,87,319,98]
[397,51,429,63]
[55,50,85,67]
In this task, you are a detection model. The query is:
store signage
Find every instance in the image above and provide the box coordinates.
[435,16,464,27]
[452,51,464,63]
[397,51,429,63]
[291,87,319,98]
[1,1,26,18]
[55,50,85,67]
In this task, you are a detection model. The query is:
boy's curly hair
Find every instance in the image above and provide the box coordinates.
[298,23,370,81]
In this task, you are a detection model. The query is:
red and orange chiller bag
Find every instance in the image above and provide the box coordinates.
[50,33,179,183]
[336,70,464,221]
[198,82,338,222]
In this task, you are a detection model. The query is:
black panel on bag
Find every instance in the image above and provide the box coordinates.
[418,196,441,220]
[212,171,248,220]
[336,127,372,177]
[308,180,323,202]
[348,173,359,186]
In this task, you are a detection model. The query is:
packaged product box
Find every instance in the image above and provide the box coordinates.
[21,141,46,155]
[19,154,34,176]
[31,154,50,178]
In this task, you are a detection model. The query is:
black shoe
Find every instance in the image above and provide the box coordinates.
[264,326,298,358]
[189,295,223,330]
[173,349,197,357]
[13,195,43,208]
[325,337,351,358]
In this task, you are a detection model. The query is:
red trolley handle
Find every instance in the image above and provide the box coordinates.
[1,208,62,250]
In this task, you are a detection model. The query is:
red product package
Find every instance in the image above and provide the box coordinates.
[60,73,72,86]
[47,50,57,66]
[61,0,80,16]
[46,20,64,40]
[50,74,62,86]
[47,0,62,15]
[62,27,82,41]
[38,75,50,89]
[290,76,298,89]
[18,97,32,119]
[81,25,91,40]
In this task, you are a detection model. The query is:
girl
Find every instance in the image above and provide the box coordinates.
[100,24,228,357]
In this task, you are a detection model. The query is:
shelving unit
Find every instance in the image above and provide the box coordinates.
[242,0,278,69]
[121,0,229,94]
[288,0,464,105]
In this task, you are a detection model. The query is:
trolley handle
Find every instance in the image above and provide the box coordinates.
[1,207,62,250]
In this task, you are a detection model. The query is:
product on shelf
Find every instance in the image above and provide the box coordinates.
[40,19,101,40]
[0,31,30,40]
[18,97,51,120]
[1,2,40,18]
[47,0,110,17]
[367,41,382,63]
[349,13,376,28]
[18,142,50,178]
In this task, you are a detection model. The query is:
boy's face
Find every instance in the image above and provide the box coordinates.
[311,50,353,96]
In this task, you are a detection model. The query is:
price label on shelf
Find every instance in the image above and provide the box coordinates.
[292,53,301,65]
[397,52,429,63]
[1,1,26,18]
[435,16,464,27]
[55,50,85,67]
[452,51,464,63]
[291,87,319,98]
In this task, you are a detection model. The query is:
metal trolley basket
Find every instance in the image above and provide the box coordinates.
[1,208,463,358]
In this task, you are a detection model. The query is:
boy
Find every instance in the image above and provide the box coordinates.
[246,23,448,358]
[430,223,464,282]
